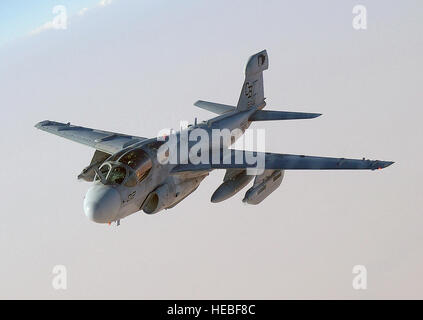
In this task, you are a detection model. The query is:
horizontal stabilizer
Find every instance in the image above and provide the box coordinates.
[194,100,235,115]
[249,110,322,121]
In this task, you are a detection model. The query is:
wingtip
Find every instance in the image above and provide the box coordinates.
[302,112,322,119]
[383,161,395,168]
[34,120,49,128]
[376,160,395,170]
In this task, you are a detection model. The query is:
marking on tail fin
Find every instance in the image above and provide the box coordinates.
[237,50,269,111]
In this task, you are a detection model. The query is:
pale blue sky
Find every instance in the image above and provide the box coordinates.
[0,0,104,46]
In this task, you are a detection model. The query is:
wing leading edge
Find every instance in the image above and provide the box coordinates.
[35,120,148,154]
[171,150,394,172]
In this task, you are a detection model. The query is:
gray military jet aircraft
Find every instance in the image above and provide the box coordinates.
[35,50,393,225]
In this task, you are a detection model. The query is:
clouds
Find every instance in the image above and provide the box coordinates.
[78,8,89,16]
[29,20,57,36]
[29,5,68,35]
[99,0,113,6]
[29,0,114,36]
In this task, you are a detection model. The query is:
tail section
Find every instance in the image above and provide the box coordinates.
[194,50,322,122]
[236,50,269,111]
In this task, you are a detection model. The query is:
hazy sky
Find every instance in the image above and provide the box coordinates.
[0,0,422,299]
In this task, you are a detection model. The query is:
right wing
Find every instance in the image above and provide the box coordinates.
[172,150,394,172]
[35,120,148,154]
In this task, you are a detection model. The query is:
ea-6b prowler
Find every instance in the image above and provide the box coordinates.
[35,50,393,224]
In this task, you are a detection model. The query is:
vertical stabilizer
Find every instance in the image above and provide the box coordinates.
[236,50,269,111]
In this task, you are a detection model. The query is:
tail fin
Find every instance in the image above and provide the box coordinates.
[236,50,269,111]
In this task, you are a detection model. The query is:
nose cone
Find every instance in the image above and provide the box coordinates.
[84,185,121,223]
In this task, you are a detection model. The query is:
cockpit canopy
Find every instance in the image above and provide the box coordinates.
[95,148,152,187]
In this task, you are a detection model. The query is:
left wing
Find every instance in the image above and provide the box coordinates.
[172,150,394,172]
[35,120,148,154]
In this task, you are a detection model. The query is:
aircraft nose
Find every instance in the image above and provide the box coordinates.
[83,185,121,223]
